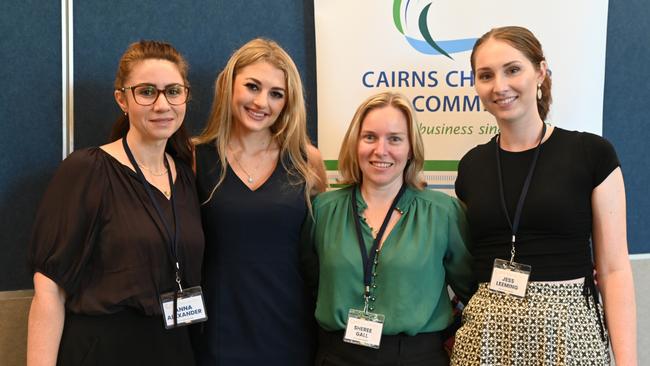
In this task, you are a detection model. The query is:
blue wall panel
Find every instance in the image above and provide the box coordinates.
[0,1,62,290]
[604,0,650,254]
[73,0,317,149]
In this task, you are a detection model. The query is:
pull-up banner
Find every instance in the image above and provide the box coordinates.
[315,0,608,193]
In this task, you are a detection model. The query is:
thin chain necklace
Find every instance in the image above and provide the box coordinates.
[228,139,273,184]
[137,163,168,177]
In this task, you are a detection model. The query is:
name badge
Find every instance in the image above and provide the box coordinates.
[160,285,208,329]
[343,309,384,349]
[489,258,531,298]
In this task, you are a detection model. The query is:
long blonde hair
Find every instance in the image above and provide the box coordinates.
[195,38,322,204]
[338,92,425,190]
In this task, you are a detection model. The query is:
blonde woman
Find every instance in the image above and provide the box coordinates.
[303,92,475,365]
[192,38,327,365]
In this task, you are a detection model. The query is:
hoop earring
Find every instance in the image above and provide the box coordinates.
[537,83,542,100]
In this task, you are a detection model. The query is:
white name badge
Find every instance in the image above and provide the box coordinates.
[160,286,208,329]
[343,309,384,349]
[489,258,531,298]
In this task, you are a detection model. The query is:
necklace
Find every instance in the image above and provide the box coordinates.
[229,152,255,183]
[228,140,272,184]
[137,163,168,177]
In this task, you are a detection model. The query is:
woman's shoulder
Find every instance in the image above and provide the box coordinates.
[193,140,221,175]
[410,187,463,214]
[551,126,618,160]
[458,135,497,166]
[411,187,453,203]
[551,126,609,145]
[312,186,353,210]
[194,139,218,157]
[59,147,112,173]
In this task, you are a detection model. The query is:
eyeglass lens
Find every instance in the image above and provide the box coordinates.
[132,84,188,105]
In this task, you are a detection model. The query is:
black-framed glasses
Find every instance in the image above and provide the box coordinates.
[119,83,190,106]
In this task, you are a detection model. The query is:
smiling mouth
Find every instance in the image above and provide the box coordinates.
[149,118,174,123]
[246,108,267,120]
[370,161,394,168]
[495,96,517,105]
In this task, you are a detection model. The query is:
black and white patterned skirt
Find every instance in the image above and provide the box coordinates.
[451,282,610,365]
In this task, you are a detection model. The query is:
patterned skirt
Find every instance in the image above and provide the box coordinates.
[451,282,610,366]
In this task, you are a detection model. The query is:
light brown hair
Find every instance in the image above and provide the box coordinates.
[338,92,425,190]
[471,26,552,121]
[111,40,192,165]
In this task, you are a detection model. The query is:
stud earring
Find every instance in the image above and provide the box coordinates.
[123,111,128,116]
[537,83,542,100]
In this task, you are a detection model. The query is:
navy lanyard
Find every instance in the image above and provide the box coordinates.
[495,123,546,263]
[351,184,406,294]
[122,137,182,291]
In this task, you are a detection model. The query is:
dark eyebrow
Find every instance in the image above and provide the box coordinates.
[476,60,523,73]
[133,83,183,88]
[503,61,523,68]
[245,77,286,92]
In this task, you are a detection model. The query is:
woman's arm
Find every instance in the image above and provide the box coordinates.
[592,167,637,366]
[444,197,477,305]
[307,144,328,193]
[27,272,66,366]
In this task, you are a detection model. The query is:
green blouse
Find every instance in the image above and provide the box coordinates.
[302,185,475,336]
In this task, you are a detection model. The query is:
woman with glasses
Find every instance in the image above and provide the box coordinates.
[192,38,327,365]
[27,40,204,365]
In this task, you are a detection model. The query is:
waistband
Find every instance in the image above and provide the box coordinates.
[317,326,446,363]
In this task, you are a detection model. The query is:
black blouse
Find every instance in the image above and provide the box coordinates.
[28,148,204,315]
[456,127,620,282]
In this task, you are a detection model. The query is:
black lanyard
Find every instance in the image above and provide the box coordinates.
[122,137,182,291]
[495,123,546,263]
[351,184,406,293]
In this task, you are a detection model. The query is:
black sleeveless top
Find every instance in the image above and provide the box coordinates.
[193,142,315,365]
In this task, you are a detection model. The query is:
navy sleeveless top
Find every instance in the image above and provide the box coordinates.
[193,142,315,366]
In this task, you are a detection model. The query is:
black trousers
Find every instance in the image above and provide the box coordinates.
[315,327,449,366]
[57,309,195,366]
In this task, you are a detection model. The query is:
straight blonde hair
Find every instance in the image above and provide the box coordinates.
[195,38,323,205]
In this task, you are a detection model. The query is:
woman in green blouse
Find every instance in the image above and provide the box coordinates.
[303,92,476,365]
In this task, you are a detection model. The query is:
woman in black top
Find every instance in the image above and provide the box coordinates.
[192,38,327,365]
[450,26,636,365]
[27,41,204,365]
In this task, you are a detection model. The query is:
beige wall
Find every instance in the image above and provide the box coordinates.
[0,290,32,366]
[632,258,650,363]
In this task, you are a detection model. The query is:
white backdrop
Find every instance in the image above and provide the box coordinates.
[315,0,608,193]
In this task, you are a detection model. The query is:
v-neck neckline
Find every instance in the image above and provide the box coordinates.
[98,147,177,201]
[227,157,280,192]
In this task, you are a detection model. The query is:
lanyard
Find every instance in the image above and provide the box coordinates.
[495,123,546,264]
[351,184,406,300]
[122,137,183,292]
